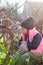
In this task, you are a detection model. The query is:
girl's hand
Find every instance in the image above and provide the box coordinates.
[21,41,27,44]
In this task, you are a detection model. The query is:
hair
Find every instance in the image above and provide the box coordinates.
[21,17,34,29]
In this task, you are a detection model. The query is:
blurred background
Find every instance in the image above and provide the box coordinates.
[0,0,43,36]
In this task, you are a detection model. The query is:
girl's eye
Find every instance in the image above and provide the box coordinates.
[22,28,24,30]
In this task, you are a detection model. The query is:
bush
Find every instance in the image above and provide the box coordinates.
[0,37,43,65]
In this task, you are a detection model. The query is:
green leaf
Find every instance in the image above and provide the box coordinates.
[0,37,4,43]
[13,36,18,43]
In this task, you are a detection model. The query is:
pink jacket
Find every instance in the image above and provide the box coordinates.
[21,28,43,55]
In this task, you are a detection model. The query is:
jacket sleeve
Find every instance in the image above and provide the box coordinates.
[27,33,42,50]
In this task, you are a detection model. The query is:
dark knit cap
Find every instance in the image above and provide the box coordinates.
[21,17,34,29]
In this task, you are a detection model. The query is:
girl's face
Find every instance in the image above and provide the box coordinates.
[22,28,28,35]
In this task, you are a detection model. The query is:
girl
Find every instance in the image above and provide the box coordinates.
[18,17,43,56]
